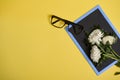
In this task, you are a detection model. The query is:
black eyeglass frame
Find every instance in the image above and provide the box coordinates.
[51,15,84,35]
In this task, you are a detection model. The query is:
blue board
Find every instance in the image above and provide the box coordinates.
[65,5,120,75]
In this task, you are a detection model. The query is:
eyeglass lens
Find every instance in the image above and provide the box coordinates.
[51,17,65,28]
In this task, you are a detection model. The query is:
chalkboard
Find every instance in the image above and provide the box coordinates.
[66,5,120,75]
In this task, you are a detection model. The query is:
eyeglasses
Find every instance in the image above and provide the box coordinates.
[50,15,84,35]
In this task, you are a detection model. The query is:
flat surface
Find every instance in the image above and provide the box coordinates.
[0,0,120,80]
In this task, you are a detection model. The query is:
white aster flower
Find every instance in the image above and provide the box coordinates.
[90,45,102,63]
[88,29,104,45]
[102,35,116,45]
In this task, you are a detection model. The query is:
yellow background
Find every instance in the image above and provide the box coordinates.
[0,0,120,80]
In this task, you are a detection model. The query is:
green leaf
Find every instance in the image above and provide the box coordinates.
[114,72,120,75]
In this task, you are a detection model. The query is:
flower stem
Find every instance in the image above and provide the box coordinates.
[98,44,120,62]
[109,46,120,59]
[97,45,108,54]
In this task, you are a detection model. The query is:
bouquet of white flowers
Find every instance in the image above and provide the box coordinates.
[86,25,120,68]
